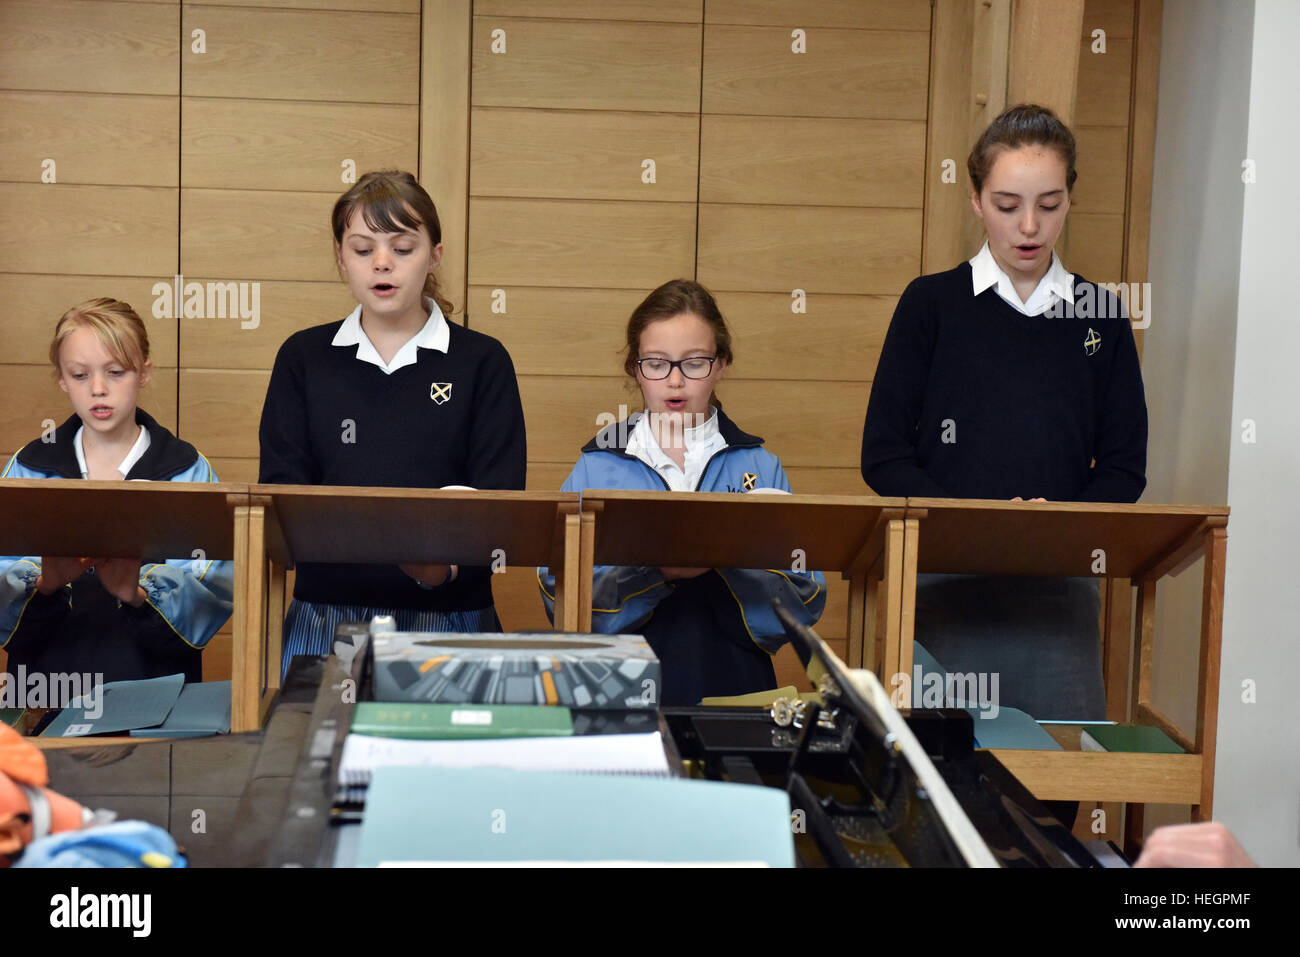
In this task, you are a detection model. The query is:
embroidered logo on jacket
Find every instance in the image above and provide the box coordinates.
[1083,328,1101,356]
[430,382,453,404]
[742,472,757,491]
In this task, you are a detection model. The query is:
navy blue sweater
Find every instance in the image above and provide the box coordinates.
[861,263,1147,502]
[258,319,527,611]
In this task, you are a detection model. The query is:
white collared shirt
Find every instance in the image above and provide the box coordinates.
[626,406,727,492]
[74,425,150,480]
[331,297,450,373]
[969,241,1074,317]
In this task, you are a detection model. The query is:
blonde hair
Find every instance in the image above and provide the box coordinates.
[49,298,151,375]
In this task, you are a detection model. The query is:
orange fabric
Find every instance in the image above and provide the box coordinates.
[0,723,49,787]
[0,725,87,865]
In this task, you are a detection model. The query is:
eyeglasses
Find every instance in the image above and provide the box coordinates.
[635,356,718,380]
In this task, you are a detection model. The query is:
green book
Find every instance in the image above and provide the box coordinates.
[1080,724,1185,754]
[1,708,24,729]
[350,702,574,740]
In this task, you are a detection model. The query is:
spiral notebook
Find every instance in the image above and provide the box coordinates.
[337,730,670,786]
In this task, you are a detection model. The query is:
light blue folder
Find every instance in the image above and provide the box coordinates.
[42,673,184,737]
[356,766,795,867]
[129,680,232,738]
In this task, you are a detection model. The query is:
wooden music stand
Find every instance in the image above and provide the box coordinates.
[239,485,584,733]
[0,478,248,746]
[575,491,909,671]
[901,498,1229,833]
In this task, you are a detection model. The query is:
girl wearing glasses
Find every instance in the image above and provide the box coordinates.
[538,279,826,706]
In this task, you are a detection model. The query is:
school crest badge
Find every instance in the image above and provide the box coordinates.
[742,472,757,491]
[1083,328,1101,356]
[430,382,453,404]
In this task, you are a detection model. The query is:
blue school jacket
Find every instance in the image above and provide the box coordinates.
[0,410,234,684]
[537,409,826,654]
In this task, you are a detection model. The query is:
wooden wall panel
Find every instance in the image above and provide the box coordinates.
[1069,0,1138,289]
[0,184,177,277]
[697,205,920,295]
[1007,0,1085,122]
[1076,38,1134,126]
[472,108,700,202]
[719,379,868,469]
[180,281,354,371]
[178,370,270,461]
[0,93,178,187]
[706,0,929,30]
[467,286,648,376]
[1064,213,1125,283]
[0,0,179,96]
[180,189,338,282]
[700,116,925,208]
[477,0,702,22]
[189,0,417,10]
[471,18,702,112]
[183,100,418,192]
[1084,0,1137,37]
[180,7,420,103]
[467,287,890,382]
[784,467,867,496]
[468,198,697,289]
[0,275,179,367]
[692,291,890,382]
[702,26,929,119]
[1073,124,1129,215]
[422,0,472,318]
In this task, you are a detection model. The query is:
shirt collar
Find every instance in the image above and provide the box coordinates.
[969,241,1074,316]
[627,406,726,471]
[74,424,151,480]
[331,297,450,373]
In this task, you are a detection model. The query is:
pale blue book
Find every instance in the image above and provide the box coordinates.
[130,680,232,738]
[969,707,1063,750]
[356,766,795,867]
[42,673,185,738]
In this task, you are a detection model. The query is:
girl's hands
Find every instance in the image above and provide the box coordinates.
[1010,497,1047,502]
[90,557,147,606]
[36,556,94,595]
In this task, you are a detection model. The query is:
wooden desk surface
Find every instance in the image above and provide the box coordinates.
[0,478,242,558]
[581,490,907,570]
[247,485,580,568]
[906,498,1229,577]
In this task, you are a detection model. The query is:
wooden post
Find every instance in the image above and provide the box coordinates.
[1193,526,1227,821]
[1007,0,1085,122]
[420,0,472,320]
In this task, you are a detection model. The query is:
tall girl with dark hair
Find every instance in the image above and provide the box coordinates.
[258,170,527,672]
[861,105,1148,729]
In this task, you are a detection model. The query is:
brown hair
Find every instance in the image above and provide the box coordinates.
[49,298,150,375]
[622,279,734,378]
[967,103,1078,195]
[331,170,454,317]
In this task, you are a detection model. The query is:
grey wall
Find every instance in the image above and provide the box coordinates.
[1142,0,1299,866]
